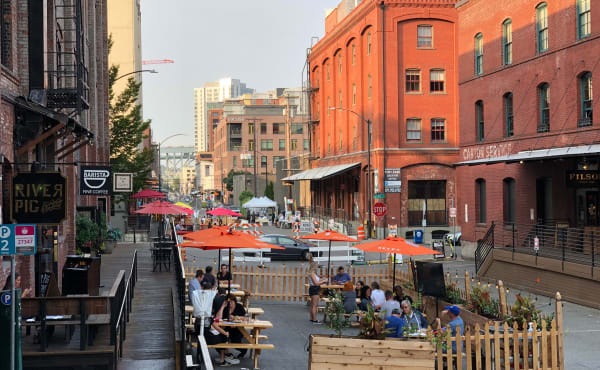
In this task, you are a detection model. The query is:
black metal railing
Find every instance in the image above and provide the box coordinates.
[475,221,495,273]
[113,250,138,360]
[310,206,350,222]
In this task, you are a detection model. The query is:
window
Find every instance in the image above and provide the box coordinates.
[328,134,331,153]
[273,123,283,134]
[316,102,320,118]
[474,33,483,75]
[205,165,211,177]
[260,123,267,134]
[352,126,356,149]
[430,69,445,93]
[338,53,342,73]
[476,179,486,223]
[352,83,356,106]
[279,139,285,150]
[406,118,422,142]
[315,72,319,88]
[476,100,484,141]
[339,90,342,108]
[248,123,254,134]
[242,157,254,168]
[352,44,356,65]
[248,139,254,151]
[327,96,330,115]
[536,3,548,53]
[503,178,516,224]
[1,0,12,69]
[261,139,273,151]
[538,83,550,132]
[580,72,593,126]
[261,156,267,168]
[273,156,284,168]
[431,119,446,142]
[368,74,372,99]
[291,123,303,134]
[339,130,343,151]
[417,25,433,48]
[233,157,237,168]
[578,0,591,39]
[502,19,512,65]
[407,181,447,226]
[406,69,421,92]
[289,139,296,151]
[303,139,309,151]
[327,63,330,80]
[367,32,372,55]
[504,93,514,137]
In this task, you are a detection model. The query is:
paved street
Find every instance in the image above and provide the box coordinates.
[182,224,600,369]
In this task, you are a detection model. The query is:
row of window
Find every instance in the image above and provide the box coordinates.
[247,122,303,135]
[475,72,593,141]
[246,139,309,151]
[475,178,516,224]
[406,69,445,93]
[474,1,591,76]
[407,118,446,143]
[233,155,288,169]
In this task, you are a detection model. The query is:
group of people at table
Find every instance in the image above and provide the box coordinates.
[308,264,464,343]
[188,264,247,367]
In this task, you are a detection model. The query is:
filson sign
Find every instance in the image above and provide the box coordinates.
[80,166,112,195]
[566,171,600,187]
[11,172,67,224]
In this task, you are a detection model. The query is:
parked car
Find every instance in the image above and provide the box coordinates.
[245,234,320,261]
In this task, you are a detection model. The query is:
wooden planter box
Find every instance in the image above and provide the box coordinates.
[309,334,435,369]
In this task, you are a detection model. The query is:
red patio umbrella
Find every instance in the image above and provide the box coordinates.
[131,189,166,199]
[301,230,357,281]
[179,228,283,291]
[135,200,189,215]
[354,236,441,287]
[206,208,242,217]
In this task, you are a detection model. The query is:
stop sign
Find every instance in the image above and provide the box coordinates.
[373,202,387,217]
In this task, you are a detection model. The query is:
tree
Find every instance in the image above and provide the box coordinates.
[239,190,254,206]
[109,37,154,197]
[264,181,274,200]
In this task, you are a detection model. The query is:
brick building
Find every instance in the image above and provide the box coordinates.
[456,0,600,244]
[1,0,110,294]
[297,0,459,238]
[213,96,309,204]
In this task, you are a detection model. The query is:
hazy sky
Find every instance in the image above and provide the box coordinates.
[141,0,340,147]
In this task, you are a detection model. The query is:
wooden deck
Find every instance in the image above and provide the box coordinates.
[103,242,177,367]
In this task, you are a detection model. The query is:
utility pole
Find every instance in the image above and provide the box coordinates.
[285,95,292,210]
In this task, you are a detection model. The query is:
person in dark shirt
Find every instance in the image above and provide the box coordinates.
[223,294,248,358]
[217,264,232,282]
[212,288,226,315]
[201,265,216,286]
[385,308,407,338]
[393,285,413,305]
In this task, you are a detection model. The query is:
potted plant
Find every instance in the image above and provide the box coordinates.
[103,228,121,254]
[76,215,99,255]
[325,290,349,337]
[468,285,500,320]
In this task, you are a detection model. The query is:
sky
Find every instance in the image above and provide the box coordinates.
[141,0,340,147]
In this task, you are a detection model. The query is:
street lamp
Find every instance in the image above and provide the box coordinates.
[330,107,372,239]
[114,69,158,81]
[159,133,187,193]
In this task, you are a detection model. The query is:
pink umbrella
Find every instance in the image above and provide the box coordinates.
[206,208,242,217]
[135,200,189,215]
[131,189,166,199]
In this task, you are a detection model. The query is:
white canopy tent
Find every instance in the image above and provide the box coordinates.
[242,196,277,209]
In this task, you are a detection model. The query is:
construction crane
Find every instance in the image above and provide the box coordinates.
[142,59,175,65]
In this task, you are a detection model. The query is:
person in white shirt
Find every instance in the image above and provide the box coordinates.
[369,281,385,310]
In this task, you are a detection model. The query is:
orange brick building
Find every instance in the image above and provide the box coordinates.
[456,0,600,244]
[299,0,459,238]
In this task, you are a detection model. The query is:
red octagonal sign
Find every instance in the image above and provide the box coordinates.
[373,202,387,217]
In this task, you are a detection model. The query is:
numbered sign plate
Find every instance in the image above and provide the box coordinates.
[0,224,36,256]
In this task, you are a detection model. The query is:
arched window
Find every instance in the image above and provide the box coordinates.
[580,72,593,126]
[367,32,372,55]
[474,33,483,75]
[503,178,516,224]
[504,92,514,137]
[538,83,550,132]
[536,2,548,53]
[502,19,512,65]
[476,179,486,223]
[476,100,484,141]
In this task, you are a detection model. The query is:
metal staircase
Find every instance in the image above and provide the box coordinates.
[474,221,495,273]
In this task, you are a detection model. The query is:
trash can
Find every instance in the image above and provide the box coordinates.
[62,256,101,295]
[414,230,424,244]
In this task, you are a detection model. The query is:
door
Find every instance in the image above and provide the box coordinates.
[536,178,553,224]
[586,191,600,226]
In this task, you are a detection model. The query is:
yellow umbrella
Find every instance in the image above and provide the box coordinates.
[175,202,193,209]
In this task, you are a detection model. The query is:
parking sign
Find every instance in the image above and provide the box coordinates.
[0,224,36,256]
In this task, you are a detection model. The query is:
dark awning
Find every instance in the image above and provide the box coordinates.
[282,162,360,182]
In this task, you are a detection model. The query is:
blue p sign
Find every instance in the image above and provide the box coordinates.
[1,291,11,305]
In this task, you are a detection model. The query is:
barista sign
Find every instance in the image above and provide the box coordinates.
[80,166,112,195]
[11,172,67,224]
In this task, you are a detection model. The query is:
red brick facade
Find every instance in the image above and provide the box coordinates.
[308,0,459,233]
[456,0,600,242]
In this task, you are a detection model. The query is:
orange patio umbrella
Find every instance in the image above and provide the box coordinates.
[301,230,357,281]
[180,227,283,291]
[354,236,441,287]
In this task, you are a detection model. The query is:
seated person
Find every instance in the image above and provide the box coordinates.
[331,266,351,284]
[393,285,413,305]
[358,285,371,311]
[212,288,227,316]
[188,269,204,302]
[217,264,232,282]
[385,308,407,338]
[223,295,248,359]
[369,282,385,310]
[435,305,464,354]
[341,282,358,314]
[204,300,240,366]
[201,266,216,286]
[380,290,400,318]
[400,299,428,330]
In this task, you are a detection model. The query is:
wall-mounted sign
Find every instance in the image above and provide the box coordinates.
[566,171,600,187]
[80,166,112,196]
[11,172,66,224]
[113,173,133,192]
[384,168,401,193]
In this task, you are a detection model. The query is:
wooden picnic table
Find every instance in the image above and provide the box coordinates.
[247,307,263,319]
[214,319,274,369]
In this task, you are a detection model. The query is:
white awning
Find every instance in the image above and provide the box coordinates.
[282,162,360,181]
[455,144,600,166]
